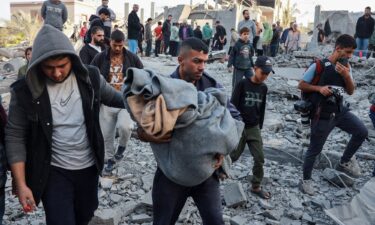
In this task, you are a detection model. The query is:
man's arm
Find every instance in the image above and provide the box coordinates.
[259,86,267,129]
[5,89,36,211]
[298,63,332,96]
[79,47,90,65]
[99,76,124,108]
[109,8,116,21]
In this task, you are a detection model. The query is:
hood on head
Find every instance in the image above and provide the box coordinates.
[263,22,270,29]
[26,24,88,99]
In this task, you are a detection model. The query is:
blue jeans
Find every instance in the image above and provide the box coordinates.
[355,38,369,56]
[128,39,138,54]
[303,111,368,180]
[152,168,224,225]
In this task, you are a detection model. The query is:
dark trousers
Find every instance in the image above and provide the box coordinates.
[256,49,263,56]
[203,39,210,49]
[169,41,178,57]
[146,39,152,56]
[270,44,278,57]
[138,39,143,54]
[303,111,368,180]
[155,40,161,57]
[41,165,99,225]
[370,110,375,176]
[152,168,224,225]
[163,35,170,54]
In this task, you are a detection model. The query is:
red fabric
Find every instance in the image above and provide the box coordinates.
[80,27,88,38]
[154,26,163,40]
[370,104,375,112]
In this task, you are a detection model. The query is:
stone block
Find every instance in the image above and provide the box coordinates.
[89,208,121,225]
[230,215,247,225]
[223,183,247,207]
[131,214,153,223]
[139,191,153,207]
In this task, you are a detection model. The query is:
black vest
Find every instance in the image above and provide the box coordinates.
[314,59,348,114]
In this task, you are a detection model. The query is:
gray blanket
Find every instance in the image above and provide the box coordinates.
[123,68,244,186]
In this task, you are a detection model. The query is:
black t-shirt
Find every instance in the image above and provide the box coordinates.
[231,79,268,128]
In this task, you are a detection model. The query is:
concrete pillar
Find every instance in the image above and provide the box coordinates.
[308,5,321,51]
[155,13,158,19]
[164,6,168,19]
[140,8,144,24]
[125,3,130,18]
[151,2,155,19]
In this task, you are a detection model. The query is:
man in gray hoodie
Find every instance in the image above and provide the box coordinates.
[5,24,124,225]
[41,0,68,31]
[96,0,116,39]
[237,9,256,47]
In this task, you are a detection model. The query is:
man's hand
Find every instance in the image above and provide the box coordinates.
[17,185,36,213]
[228,67,233,73]
[319,85,332,97]
[212,154,224,170]
[137,127,171,143]
[336,62,350,78]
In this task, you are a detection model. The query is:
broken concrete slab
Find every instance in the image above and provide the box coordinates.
[139,191,152,207]
[273,68,305,80]
[323,168,355,187]
[223,183,247,207]
[130,213,153,223]
[230,215,248,225]
[258,199,274,210]
[100,177,114,190]
[141,174,154,191]
[89,208,121,225]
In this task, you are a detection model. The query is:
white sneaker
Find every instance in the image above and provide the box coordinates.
[299,179,315,196]
[336,158,361,178]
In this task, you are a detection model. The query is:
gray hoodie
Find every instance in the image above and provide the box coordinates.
[6,24,123,164]
[41,0,68,31]
[96,5,116,28]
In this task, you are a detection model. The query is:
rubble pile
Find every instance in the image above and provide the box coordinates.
[1,45,375,225]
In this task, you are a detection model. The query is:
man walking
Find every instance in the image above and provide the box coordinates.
[91,30,143,174]
[85,8,110,43]
[213,21,227,50]
[179,20,194,42]
[96,0,116,38]
[127,4,141,54]
[41,0,67,31]
[298,34,368,195]
[146,37,241,225]
[237,9,256,47]
[6,24,125,225]
[162,15,172,54]
[79,26,105,64]
[355,6,374,56]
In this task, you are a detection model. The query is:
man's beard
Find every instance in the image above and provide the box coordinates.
[94,40,105,48]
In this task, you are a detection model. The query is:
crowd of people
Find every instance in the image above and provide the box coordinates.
[0,1,374,225]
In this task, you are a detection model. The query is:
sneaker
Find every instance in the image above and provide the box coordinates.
[299,179,315,196]
[335,158,361,178]
[103,159,116,175]
[114,146,126,161]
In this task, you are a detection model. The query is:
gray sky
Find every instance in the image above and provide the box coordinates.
[1,0,372,25]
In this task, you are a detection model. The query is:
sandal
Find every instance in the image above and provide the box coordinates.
[251,188,271,199]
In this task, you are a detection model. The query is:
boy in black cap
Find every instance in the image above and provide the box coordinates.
[230,56,274,199]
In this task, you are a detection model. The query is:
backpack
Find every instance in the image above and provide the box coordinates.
[301,58,325,100]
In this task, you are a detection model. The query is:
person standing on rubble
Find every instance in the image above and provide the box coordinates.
[96,0,116,39]
[127,4,141,54]
[138,38,241,225]
[355,6,374,57]
[41,0,67,31]
[91,30,143,174]
[367,18,375,58]
[213,20,227,50]
[18,47,32,80]
[5,24,125,225]
[298,34,368,196]
[285,23,300,54]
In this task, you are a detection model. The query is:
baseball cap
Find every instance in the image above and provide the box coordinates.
[254,56,274,74]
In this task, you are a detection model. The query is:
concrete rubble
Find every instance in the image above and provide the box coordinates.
[0,42,375,225]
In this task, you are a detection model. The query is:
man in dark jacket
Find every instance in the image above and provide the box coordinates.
[162,15,172,54]
[127,4,141,54]
[355,6,375,56]
[91,30,143,174]
[85,8,110,43]
[147,37,241,225]
[270,23,280,57]
[213,21,227,50]
[5,25,124,225]
[79,26,105,64]
[193,25,203,40]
